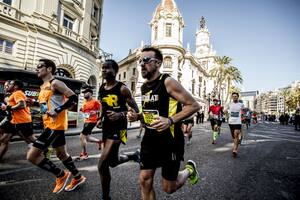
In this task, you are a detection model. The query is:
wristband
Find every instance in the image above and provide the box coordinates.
[168,117,174,126]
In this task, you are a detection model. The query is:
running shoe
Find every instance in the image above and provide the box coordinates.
[65,175,86,191]
[185,160,199,185]
[232,151,238,158]
[131,149,140,163]
[53,170,71,194]
[75,152,88,161]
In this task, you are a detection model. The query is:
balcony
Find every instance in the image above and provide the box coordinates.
[0,2,22,21]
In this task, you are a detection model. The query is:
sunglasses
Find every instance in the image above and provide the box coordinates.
[138,57,159,65]
[36,64,47,69]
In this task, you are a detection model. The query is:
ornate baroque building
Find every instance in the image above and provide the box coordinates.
[117,0,217,110]
[0,0,103,93]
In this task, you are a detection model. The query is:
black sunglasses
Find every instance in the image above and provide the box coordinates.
[138,57,159,64]
[36,64,47,69]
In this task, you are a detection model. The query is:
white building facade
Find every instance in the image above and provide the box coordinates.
[117,0,218,111]
[0,0,103,93]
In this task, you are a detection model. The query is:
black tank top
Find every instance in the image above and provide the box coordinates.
[99,81,127,130]
[141,74,184,156]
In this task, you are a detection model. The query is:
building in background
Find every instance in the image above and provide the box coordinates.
[116,0,218,111]
[0,0,103,92]
[0,0,104,126]
[256,80,300,115]
[240,91,258,111]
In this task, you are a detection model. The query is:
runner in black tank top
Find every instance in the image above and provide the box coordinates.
[141,73,184,163]
[97,59,140,200]
[100,81,128,143]
[127,47,201,198]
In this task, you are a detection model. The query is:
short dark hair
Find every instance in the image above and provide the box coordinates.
[141,46,163,62]
[11,80,23,90]
[232,92,239,97]
[105,59,119,73]
[39,59,56,75]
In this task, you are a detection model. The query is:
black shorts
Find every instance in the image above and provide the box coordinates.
[0,118,15,134]
[14,123,34,138]
[140,146,181,181]
[182,119,194,125]
[82,123,97,135]
[229,124,242,131]
[210,119,222,129]
[33,128,66,150]
[102,128,127,143]
[140,131,184,181]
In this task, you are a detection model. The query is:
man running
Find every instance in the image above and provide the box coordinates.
[77,87,102,160]
[0,80,37,160]
[208,98,223,144]
[127,46,200,199]
[98,59,140,200]
[27,59,86,194]
[182,115,194,145]
[227,92,244,157]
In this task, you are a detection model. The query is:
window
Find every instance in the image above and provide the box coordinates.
[118,74,121,80]
[131,82,136,92]
[92,5,99,19]
[166,23,172,37]
[123,72,126,79]
[154,26,158,40]
[164,56,172,68]
[192,80,195,95]
[132,68,136,76]
[63,15,74,30]
[3,0,12,5]
[198,85,201,97]
[0,38,13,54]
[199,76,202,83]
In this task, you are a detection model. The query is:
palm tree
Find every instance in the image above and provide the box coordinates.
[209,56,243,104]
[209,56,232,97]
[224,66,243,104]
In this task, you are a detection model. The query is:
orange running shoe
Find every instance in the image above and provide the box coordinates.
[65,175,86,191]
[53,170,71,194]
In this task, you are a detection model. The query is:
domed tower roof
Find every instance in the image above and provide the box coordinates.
[153,0,179,18]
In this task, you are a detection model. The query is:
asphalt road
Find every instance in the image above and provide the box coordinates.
[0,121,299,200]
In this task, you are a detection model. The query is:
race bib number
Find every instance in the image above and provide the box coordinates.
[230,112,240,118]
[81,112,90,119]
[142,109,159,129]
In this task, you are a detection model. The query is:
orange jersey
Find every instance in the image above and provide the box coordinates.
[81,99,101,123]
[38,81,67,130]
[8,90,32,124]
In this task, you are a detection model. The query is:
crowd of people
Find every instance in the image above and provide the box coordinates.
[1,46,297,199]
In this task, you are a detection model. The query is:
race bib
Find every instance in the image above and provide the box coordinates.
[142,109,159,129]
[230,112,240,118]
[81,112,90,119]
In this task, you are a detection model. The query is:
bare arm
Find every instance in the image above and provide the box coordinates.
[51,79,75,97]
[121,85,139,113]
[151,77,200,132]
[165,77,200,123]
[11,101,26,110]
[47,80,77,117]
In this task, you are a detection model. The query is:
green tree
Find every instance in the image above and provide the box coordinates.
[224,66,243,104]
[209,56,243,104]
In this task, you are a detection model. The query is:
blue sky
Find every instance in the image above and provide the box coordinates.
[100,0,300,93]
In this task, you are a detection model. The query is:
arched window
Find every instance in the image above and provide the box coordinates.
[55,68,72,78]
[164,56,172,68]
